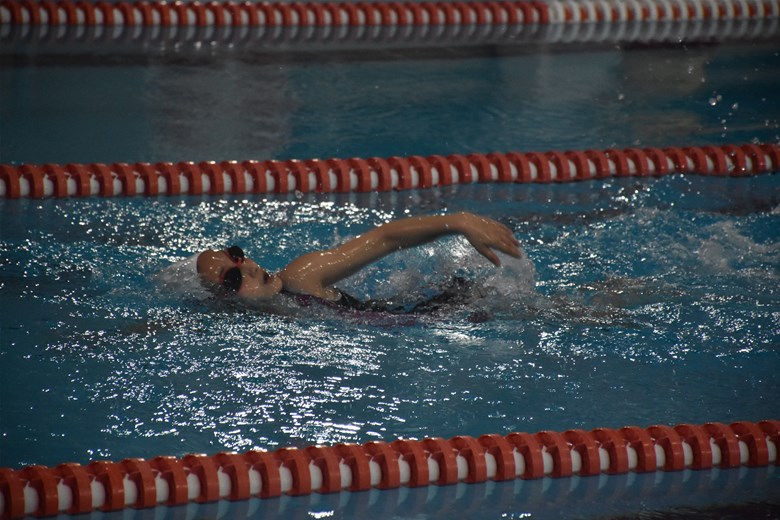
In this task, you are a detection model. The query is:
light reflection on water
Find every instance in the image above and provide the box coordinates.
[0,177,778,469]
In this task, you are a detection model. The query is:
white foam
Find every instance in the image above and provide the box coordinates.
[154,254,211,300]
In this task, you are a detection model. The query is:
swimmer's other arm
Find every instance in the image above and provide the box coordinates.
[279,212,521,298]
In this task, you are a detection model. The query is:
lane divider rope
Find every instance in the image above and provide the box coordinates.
[3,1,778,49]
[1,143,778,198]
[2,0,780,28]
[2,4,778,45]
[0,420,777,518]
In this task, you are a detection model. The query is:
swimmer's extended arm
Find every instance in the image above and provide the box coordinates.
[278,212,521,298]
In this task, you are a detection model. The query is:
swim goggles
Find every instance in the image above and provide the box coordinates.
[220,245,245,293]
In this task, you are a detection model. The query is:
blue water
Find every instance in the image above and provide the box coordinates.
[1,32,780,520]
[1,41,779,164]
[1,176,779,518]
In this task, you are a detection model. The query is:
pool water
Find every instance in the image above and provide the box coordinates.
[1,175,779,517]
[1,25,780,520]
[2,40,780,164]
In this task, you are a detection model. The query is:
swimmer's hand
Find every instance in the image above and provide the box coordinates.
[456,212,522,266]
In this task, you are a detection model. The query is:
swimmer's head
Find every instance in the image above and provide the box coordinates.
[196,246,283,299]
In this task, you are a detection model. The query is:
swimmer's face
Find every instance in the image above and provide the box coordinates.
[196,249,283,299]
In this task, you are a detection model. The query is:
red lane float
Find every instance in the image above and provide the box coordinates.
[2,0,780,28]
[422,437,459,485]
[1,2,773,49]
[0,420,776,519]
[1,143,776,199]
[478,433,516,480]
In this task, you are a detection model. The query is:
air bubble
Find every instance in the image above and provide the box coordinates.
[708,94,723,106]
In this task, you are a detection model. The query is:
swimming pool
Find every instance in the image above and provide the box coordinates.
[1,1,780,518]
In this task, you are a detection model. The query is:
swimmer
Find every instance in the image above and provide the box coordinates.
[195,212,521,310]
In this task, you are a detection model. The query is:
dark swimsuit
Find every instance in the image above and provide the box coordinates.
[282,277,476,315]
[282,288,399,313]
